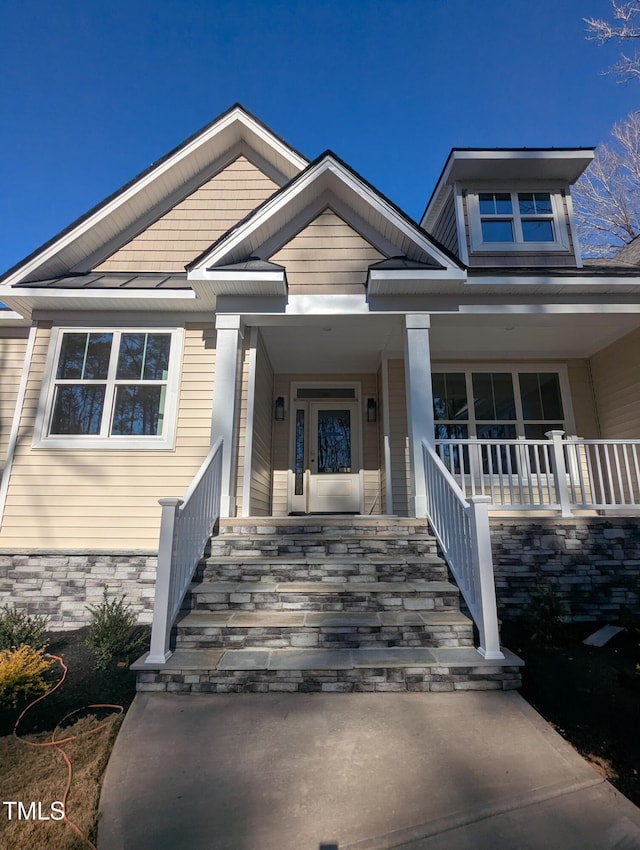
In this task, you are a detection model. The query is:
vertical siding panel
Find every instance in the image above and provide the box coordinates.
[387,360,410,517]
[0,330,29,472]
[249,332,274,515]
[590,327,640,438]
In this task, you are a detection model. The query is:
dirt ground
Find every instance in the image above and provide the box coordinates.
[502,620,640,808]
[2,623,639,813]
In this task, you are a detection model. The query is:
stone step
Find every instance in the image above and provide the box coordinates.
[218,517,429,537]
[197,555,448,583]
[190,580,460,612]
[133,646,524,693]
[175,609,474,650]
[208,534,438,556]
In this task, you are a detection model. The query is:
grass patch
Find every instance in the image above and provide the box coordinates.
[0,714,121,849]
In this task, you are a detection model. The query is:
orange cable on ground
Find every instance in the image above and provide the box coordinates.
[12,652,124,850]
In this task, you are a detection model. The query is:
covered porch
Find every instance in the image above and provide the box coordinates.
[218,306,640,520]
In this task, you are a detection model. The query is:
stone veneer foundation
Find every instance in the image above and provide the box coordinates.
[490,517,640,622]
[0,550,157,629]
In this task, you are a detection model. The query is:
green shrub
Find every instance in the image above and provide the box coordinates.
[0,605,48,651]
[0,644,53,708]
[86,591,147,669]
[526,580,567,644]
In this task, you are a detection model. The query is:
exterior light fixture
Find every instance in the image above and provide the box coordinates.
[366,397,377,423]
[275,396,286,421]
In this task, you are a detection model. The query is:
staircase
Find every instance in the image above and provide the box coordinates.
[135,517,522,693]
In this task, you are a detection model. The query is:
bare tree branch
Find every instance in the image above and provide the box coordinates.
[573,112,640,256]
[585,1,640,80]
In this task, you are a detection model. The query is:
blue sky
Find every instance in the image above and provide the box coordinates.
[0,0,637,274]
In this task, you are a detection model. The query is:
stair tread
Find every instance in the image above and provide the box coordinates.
[177,609,471,628]
[192,580,457,595]
[134,646,523,672]
[203,555,443,564]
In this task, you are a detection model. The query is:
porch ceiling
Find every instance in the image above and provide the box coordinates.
[429,312,640,359]
[259,315,404,372]
[256,311,640,371]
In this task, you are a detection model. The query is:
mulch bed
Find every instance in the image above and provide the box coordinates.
[502,620,640,808]
[0,627,138,738]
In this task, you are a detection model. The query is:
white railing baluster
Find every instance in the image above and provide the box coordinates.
[146,438,224,665]
[423,441,504,660]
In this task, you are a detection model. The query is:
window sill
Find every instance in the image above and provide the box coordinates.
[32,436,176,451]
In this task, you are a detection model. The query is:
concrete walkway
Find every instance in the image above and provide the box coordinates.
[98,691,640,850]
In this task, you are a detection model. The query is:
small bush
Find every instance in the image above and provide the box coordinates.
[527,580,567,644]
[0,605,48,651]
[86,591,147,669]
[0,644,53,708]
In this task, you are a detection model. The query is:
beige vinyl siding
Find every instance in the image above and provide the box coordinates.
[463,193,577,268]
[566,359,598,438]
[249,332,274,516]
[387,360,410,517]
[0,330,29,473]
[94,156,278,273]
[271,374,382,516]
[429,190,459,257]
[590,327,640,438]
[269,209,385,294]
[0,323,216,549]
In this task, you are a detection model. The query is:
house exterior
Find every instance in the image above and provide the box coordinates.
[1,105,639,671]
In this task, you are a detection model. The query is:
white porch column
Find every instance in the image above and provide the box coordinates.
[404,314,435,518]
[211,313,244,517]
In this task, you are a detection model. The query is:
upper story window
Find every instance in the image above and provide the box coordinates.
[468,190,570,252]
[35,327,183,449]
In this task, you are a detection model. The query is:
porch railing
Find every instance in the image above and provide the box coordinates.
[435,432,640,515]
[146,438,224,664]
[422,440,504,660]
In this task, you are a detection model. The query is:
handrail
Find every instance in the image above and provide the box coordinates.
[146,438,224,664]
[422,440,503,660]
[435,434,640,514]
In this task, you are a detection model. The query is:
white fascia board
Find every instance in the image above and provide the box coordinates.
[465,275,640,289]
[189,270,285,284]
[369,268,466,283]
[285,294,370,315]
[4,287,196,302]
[2,108,308,289]
[459,303,640,314]
[0,309,27,323]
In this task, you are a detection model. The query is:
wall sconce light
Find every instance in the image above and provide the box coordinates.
[366,397,377,423]
[274,396,286,421]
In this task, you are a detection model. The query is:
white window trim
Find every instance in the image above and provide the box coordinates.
[33,326,184,450]
[467,190,570,253]
[431,363,576,437]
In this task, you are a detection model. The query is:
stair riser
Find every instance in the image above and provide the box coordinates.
[175,624,474,650]
[191,591,460,613]
[208,541,439,558]
[138,665,522,694]
[198,563,448,583]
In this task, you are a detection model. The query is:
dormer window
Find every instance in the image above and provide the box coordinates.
[469,190,569,252]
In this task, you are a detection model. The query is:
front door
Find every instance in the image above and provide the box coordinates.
[289,391,362,514]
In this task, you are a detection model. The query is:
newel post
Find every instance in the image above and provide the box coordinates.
[468,496,504,660]
[546,429,572,518]
[146,497,183,664]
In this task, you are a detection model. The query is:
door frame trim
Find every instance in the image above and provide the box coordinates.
[287,381,363,514]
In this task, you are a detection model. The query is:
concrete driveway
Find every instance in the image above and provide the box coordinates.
[98,691,640,850]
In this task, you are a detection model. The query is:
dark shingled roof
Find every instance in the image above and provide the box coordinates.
[368,255,445,271]
[14,272,191,290]
[209,258,286,272]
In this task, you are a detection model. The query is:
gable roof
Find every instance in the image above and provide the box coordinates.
[187,150,464,281]
[0,104,308,289]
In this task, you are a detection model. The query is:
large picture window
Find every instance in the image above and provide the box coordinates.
[433,369,567,441]
[37,328,183,449]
